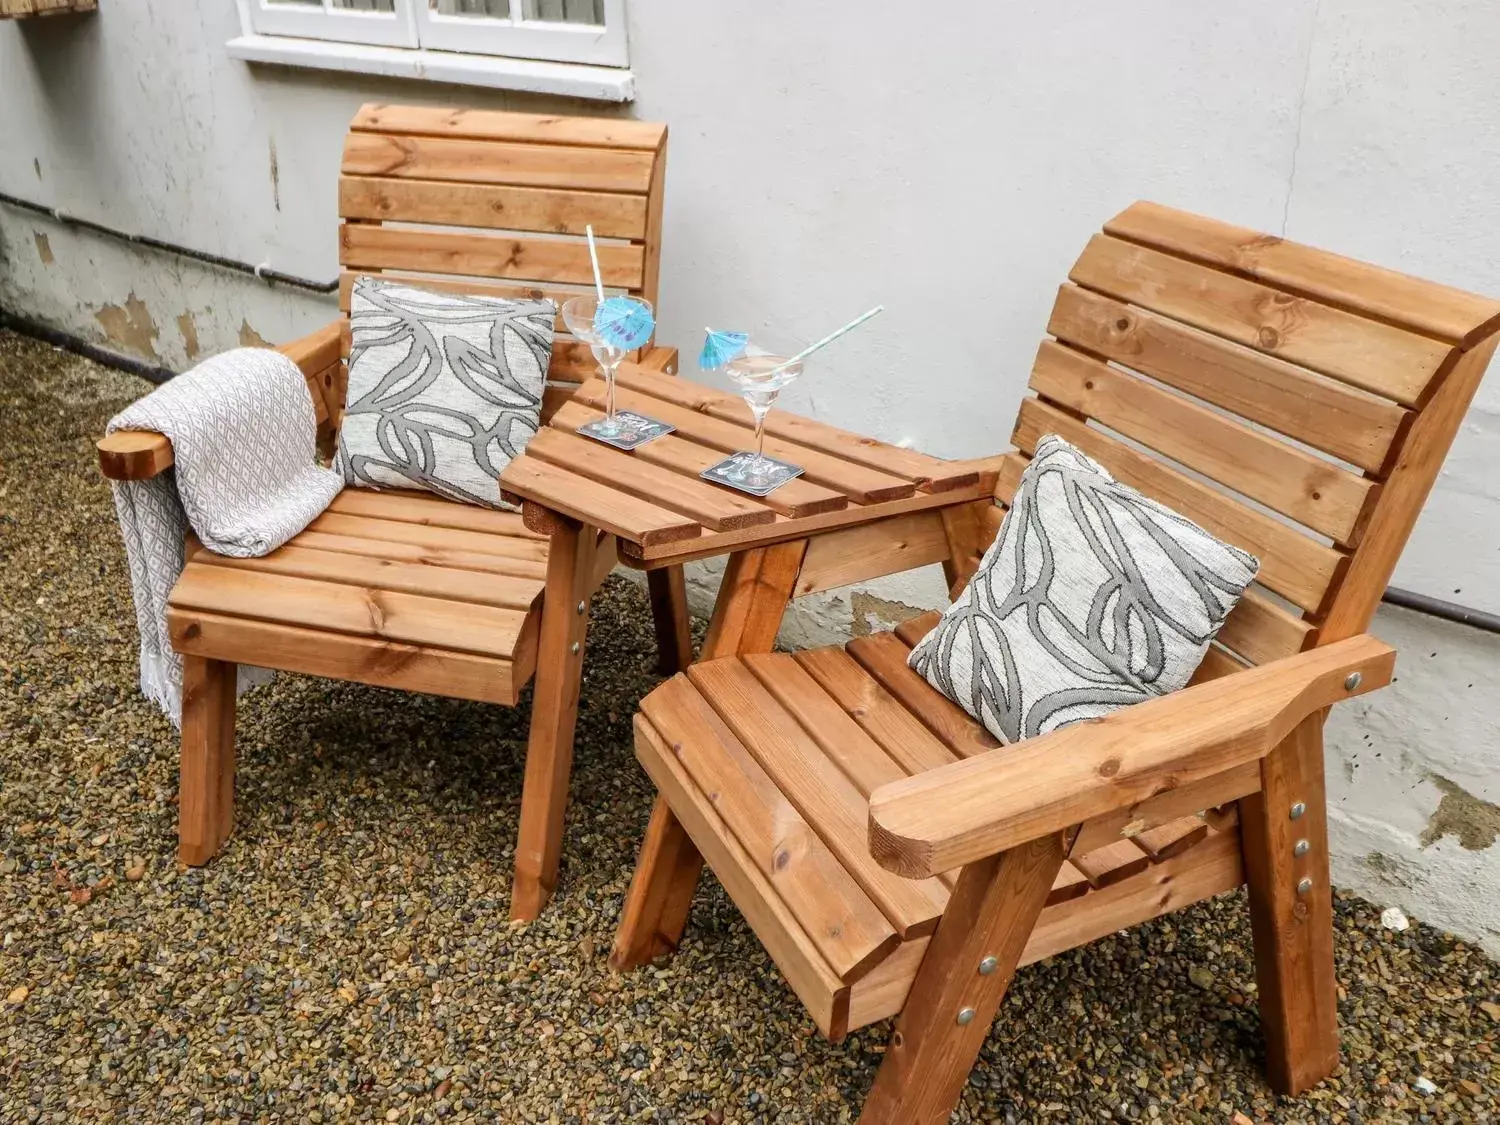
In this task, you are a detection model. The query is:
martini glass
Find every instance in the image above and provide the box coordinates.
[561,294,652,439]
[723,342,804,489]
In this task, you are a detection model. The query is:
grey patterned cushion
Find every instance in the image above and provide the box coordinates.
[908,435,1259,744]
[335,276,554,508]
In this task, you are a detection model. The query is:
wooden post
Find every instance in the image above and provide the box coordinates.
[511,516,596,921]
[178,655,236,866]
[860,831,1069,1124]
[646,565,694,673]
[1239,713,1339,1095]
[610,541,807,971]
[938,500,991,599]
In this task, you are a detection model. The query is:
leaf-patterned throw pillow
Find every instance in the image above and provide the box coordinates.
[908,434,1260,745]
[335,277,555,509]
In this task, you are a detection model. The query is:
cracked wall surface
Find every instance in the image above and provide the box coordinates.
[4,0,1500,950]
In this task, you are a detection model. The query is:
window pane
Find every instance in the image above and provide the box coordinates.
[433,0,511,15]
[523,0,603,24]
[330,0,397,10]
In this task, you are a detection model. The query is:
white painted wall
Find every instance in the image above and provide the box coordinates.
[3,0,1498,950]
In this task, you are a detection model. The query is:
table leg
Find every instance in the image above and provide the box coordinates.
[646,565,694,674]
[610,540,809,971]
[511,515,597,922]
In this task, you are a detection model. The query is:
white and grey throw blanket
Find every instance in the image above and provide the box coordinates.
[107,347,343,724]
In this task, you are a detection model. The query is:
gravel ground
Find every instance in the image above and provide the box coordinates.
[1,327,1498,1123]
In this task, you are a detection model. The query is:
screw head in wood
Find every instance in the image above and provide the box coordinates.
[570,642,580,655]
[956,1007,976,1026]
[978,957,998,976]
[577,600,586,614]
[1297,877,1313,895]
[1290,802,1306,820]
[1294,839,1310,857]
[1345,671,1363,691]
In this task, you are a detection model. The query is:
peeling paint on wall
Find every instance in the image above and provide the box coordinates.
[33,232,53,264]
[850,591,925,638]
[238,320,271,348]
[94,293,160,360]
[176,312,201,361]
[1421,774,1500,851]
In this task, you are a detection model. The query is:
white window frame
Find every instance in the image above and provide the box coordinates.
[246,0,417,49]
[241,0,626,67]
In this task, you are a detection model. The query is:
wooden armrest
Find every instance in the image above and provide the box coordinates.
[867,635,1395,878]
[96,319,344,481]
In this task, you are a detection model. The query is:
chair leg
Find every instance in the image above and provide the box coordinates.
[609,795,704,971]
[646,565,693,674]
[861,832,1068,1125]
[1240,713,1340,1095]
[512,517,594,922]
[178,655,236,866]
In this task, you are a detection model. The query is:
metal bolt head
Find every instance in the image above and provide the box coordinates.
[1293,839,1310,858]
[577,600,586,614]
[1297,877,1314,895]
[1290,802,1307,820]
[978,957,998,976]
[956,1007,976,1026]
[1344,671,1363,691]
[570,642,580,655]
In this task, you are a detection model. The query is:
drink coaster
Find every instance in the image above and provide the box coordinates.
[577,411,675,450]
[700,451,806,496]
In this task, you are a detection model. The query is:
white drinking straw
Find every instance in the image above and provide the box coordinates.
[774,305,885,372]
[585,224,606,302]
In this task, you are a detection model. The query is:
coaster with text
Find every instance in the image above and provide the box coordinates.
[700,451,806,496]
[577,411,675,450]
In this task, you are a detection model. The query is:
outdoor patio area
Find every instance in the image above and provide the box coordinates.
[2,327,1496,1122]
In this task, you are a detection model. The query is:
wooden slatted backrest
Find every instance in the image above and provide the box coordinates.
[1001,201,1500,665]
[336,102,669,393]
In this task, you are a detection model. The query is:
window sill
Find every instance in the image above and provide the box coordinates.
[225,33,635,102]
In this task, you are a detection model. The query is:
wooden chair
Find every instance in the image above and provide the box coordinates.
[96,103,690,921]
[610,202,1500,1122]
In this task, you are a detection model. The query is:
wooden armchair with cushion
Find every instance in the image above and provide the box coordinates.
[609,202,1500,1122]
[96,104,688,921]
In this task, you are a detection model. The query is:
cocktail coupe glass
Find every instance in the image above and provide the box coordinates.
[723,340,804,489]
[561,294,652,439]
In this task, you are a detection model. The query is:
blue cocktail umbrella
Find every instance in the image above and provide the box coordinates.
[699,328,749,370]
[594,294,655,350]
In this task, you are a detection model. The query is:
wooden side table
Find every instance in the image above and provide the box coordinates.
[499,362,999,924]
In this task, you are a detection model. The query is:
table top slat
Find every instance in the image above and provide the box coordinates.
[499,456,703,546]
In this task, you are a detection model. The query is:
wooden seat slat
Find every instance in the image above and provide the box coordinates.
[341,131,656,194]
[502,456,703,547]
[1030,341,1377,545]
[686,660,949,939]
[523,428,776,533]
[845,632,1001,759]
[547,400,849,519]
[326,489,543,537]
[892,611,942,649]
[1105,201,1500,349]
[168,609,525,707]
[289,530,548,581]
[339,224,645,290]
[632,714,853,1038]
[1050,862,1092,905]
[1071,234,1449,406]
[168,565,530,660]
[571,379,916,505]
[338,175,650,240]
[307,512,551,562]
[188,542,544,612]
[793,646,961,777]
[1011,399,1345,613]
[1046,284,1407,474]
[638,677,898,980]
[613,367,978,492]
[350,104,667,152]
